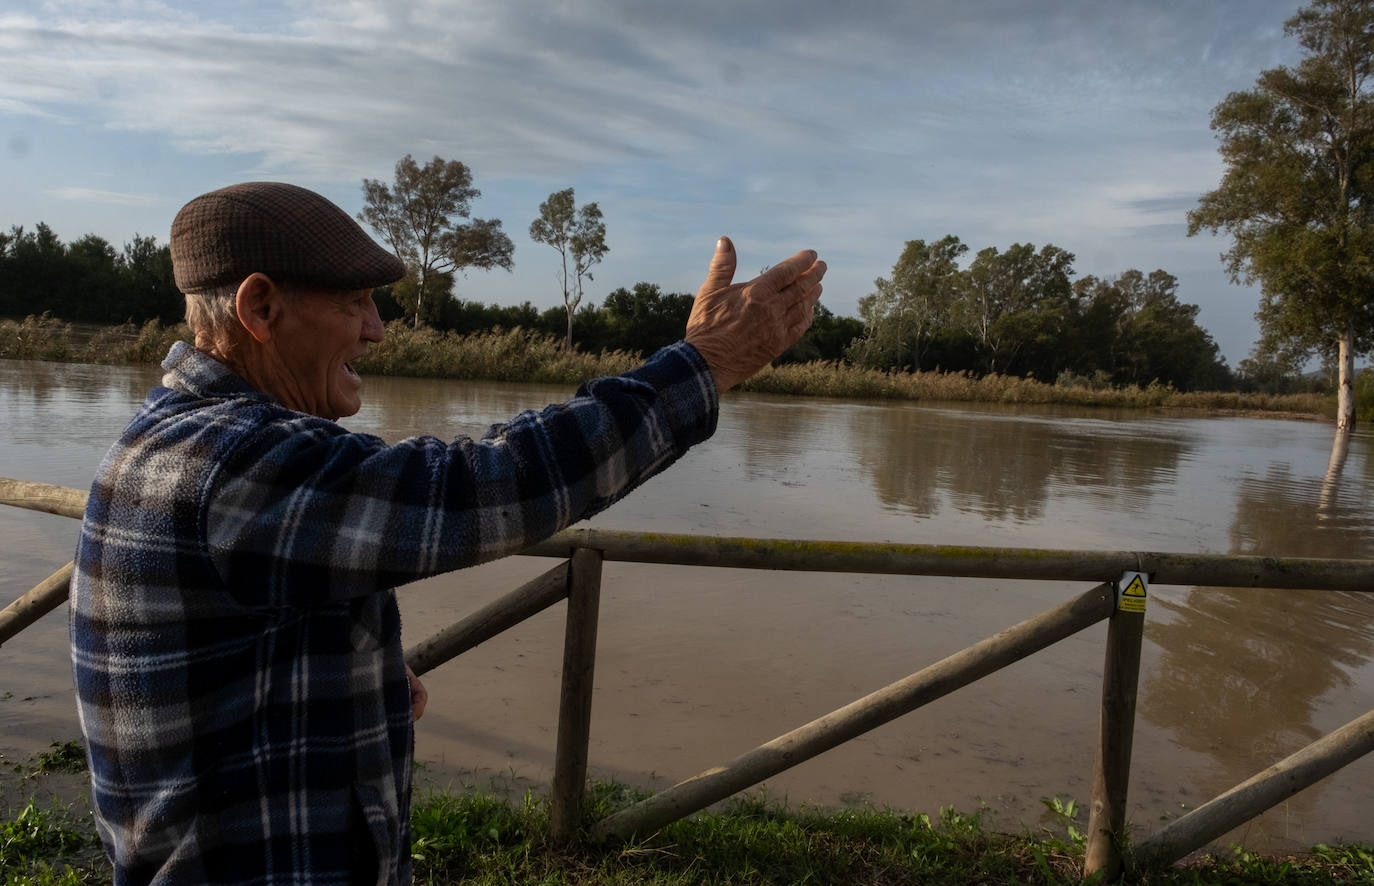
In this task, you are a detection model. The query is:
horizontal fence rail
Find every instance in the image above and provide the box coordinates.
[4,475,1374,880]
[4,477,1370,589]
[525,529,1374,591]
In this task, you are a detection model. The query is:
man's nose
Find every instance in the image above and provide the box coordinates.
[363,296,384,342]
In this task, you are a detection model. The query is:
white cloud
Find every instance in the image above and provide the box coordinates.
[44,187,162,206]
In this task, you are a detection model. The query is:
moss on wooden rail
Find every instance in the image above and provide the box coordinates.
[5,476,1374,592]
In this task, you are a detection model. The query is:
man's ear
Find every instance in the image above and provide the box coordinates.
[235,273,281,344]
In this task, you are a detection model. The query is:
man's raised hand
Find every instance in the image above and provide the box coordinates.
[685,237,827,392]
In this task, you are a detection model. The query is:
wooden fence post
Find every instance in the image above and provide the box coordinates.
[1083,576,1146,880]
[550,547,604,844]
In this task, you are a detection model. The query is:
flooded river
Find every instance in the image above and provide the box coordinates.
[3,358,1374,852]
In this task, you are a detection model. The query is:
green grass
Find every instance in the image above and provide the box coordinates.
[4,771,1373,885]
[0,801,102,885]
[31,745,85,777]
[401,785,1374,885]
[0,314,1335,416]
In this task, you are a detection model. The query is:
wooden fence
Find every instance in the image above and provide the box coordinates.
[3,475,1374,880]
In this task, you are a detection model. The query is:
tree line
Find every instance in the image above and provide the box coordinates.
[0,223,183,325]
[848,236,1233,391]
[0,216,1288,393]
[0,218,858,363]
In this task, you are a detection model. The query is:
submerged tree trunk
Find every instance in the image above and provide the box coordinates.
[1318,428,1351,522]
[1336,326,1356,432]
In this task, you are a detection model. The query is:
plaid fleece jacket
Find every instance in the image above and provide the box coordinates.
[70,340,717,885]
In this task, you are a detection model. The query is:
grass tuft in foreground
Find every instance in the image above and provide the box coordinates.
[0,800,103,885]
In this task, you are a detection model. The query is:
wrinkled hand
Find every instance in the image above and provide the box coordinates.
[685,237,827,392]
[406,665,428,722]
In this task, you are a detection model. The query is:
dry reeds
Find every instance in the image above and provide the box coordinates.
[0,314,186,363]
[353,323,643,384]
[739,360,1330,416]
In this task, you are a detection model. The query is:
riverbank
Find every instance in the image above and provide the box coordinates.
[4,748,1372,886]
[0,314,1334,416]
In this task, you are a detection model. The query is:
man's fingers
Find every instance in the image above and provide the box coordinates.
[793,261,827,297]
[699,236,738,294]
[756,249,821,292]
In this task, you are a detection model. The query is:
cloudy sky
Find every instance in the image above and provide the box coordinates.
[2,0,1307,363]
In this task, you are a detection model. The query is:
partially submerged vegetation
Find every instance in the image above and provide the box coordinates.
[0,315,183,365]
[0,314,1340,418]
[4,751,1373,886]
[741,359,1331,415]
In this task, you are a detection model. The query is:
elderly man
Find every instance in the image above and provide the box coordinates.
[70,181,824,885]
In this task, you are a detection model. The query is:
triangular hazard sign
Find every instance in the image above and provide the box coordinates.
[1122,576,1147,597]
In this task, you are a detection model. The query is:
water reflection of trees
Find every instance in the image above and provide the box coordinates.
[0,359,158,415]
[851,405,1188,522]
[1143,431,1374,797]
[353,377,574,441]
[1230,446,1373,560]
[732,396,828,481]
[1144,587,1373,767]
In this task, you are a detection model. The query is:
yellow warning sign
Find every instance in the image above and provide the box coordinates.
[1118,571,1148,613]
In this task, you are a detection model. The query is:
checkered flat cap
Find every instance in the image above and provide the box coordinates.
[170,181,405,293]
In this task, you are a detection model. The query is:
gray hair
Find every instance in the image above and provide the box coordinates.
[184,279,305,342]
[183,282,241,338]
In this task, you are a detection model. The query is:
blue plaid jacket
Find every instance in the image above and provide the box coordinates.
[70,340,717,885]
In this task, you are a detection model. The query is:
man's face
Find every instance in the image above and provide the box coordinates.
[274,287,385,420]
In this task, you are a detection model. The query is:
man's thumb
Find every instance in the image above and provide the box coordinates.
[700,236,737,293]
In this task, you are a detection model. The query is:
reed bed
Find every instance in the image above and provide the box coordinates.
[0,314,184,364]
[0,315,1334,417]
[353,323,644,384]
[740,359,1331,416]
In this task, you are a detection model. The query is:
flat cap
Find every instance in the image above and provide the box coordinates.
[170,181,405,293]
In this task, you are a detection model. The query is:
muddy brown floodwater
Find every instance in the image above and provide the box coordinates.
[3,358,1374,852]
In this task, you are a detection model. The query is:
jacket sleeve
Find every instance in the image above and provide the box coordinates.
[204,341,718,606]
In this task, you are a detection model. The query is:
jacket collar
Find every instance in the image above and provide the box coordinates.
[161,341,273,403]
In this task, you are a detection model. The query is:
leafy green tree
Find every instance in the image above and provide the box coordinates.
[955,242,1077,377]
[601,282,693,354]
[781,304,865,364]
[1070,270,1230,390]
[359,154,514,329]
[0,224,180,325]
[850,235,966,370]
[1114,270,1229,390]
[852,234,1232,387]
[1188,0,1374,430]
[120,234,182,324]
[529,188,608,348]
[440,298,543,335]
